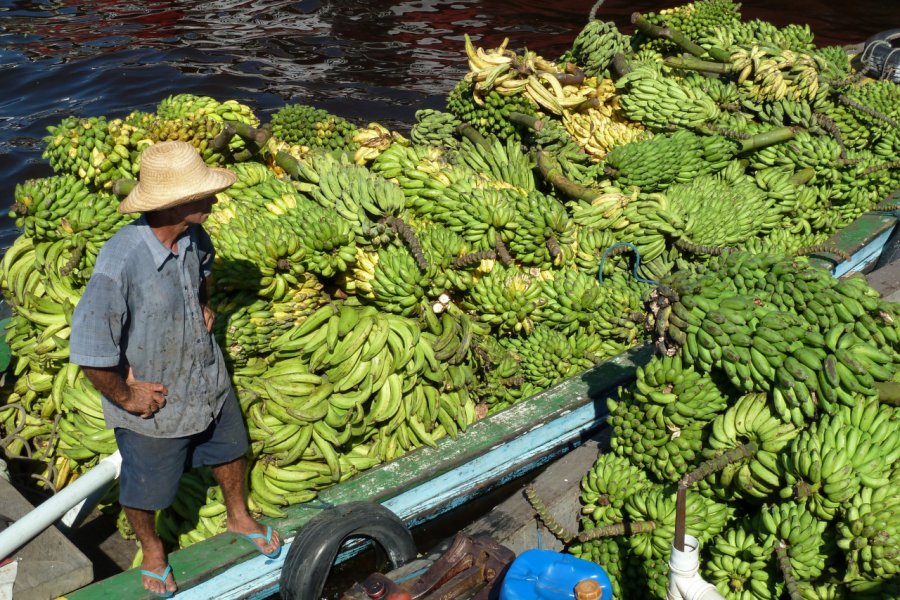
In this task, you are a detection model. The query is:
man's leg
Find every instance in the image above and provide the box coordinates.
[211,457,280,555]
[124,506,177,595]
[114,427,188,596]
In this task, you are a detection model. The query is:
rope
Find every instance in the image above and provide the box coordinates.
[589,0,606,22]
[597,242,658,285]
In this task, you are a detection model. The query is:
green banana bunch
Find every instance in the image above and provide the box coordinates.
[568,185,637,231]
[637,0,741,53]
[663,173,777,249]
[570,20,630,79]
[369,245,430,318]
[635,354,729,426]
[410,109,461,148]
[607,394,706,483]
[731,19,815,52]
[730,45,826,102]
[755,500,831,580]
[538,269,601,336]
[11,175,131,244]
[270,103,357,151]
[446,80,537,142]
[499,324,595,389]
[157,93,258,126]
[418,223,476,294]
[281,202,359,278]
[461,265,543,334]
[42,115,141,188]
[506,190,575,268]
[571,225,621,277]
[836,484,900,581]
[704,392,798,501]
[210,210,309,301]
[529,118,610,184]
[704,522,783,599]
[435,183,520,254]
[457,136,535,192]
[217,161,304,218]
[750,130,841,172]
[780,413,861,520]
[618,67,722,129]
[604,129,736,191]
[580,452,652,527]
[624,484,731,559]
[143,115,226,165]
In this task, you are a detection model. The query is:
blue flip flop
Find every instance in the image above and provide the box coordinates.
[239,525,282,559]
[140,563,175,598]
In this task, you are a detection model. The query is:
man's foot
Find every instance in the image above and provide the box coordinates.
[140,558,177,598]
[228,517,282,558]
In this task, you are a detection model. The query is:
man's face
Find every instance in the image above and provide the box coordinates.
[176,195,217,224]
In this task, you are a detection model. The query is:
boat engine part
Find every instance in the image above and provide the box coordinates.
[860,29,900,82]
[280,501,417,600]
[342,532,515,600]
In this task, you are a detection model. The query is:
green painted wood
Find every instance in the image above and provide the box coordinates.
[64,345,653,600]
[809,196,899,271]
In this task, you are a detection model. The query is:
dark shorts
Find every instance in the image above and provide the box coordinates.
[114,390,248,510]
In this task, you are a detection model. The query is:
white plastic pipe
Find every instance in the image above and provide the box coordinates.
[667,535,726,600]
[0,451,121,560]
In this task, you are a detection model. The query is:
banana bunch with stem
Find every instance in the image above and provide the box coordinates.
[462,34,595,115]
[704,392,799,502]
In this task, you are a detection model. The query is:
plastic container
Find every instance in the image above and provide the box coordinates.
[499,549,614,600]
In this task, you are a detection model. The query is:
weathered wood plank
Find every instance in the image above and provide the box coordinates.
[810,194,899,275]
[64,345,652,600]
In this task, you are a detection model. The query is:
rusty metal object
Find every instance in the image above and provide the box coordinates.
[342,533,515,600]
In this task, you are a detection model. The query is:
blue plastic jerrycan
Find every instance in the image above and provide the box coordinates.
[499,549,614,599]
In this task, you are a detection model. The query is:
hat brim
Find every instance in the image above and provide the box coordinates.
[118,167,237,214]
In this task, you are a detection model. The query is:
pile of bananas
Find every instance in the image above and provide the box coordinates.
[563,251,899,598]
[270,102,358,152]
[2,0,899,576]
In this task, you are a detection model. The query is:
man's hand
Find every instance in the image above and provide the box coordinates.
[124,367,168,419]
[202,305,215,333]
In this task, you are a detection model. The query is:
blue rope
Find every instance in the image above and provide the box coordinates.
[597,242,658,285]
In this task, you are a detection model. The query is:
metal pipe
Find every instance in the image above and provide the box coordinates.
[0,451,121,560]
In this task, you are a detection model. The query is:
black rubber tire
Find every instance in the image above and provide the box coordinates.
[279,502,417,600]
[861,29,900,83]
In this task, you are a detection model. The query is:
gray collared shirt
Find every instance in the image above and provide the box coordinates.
[70,216,231,438]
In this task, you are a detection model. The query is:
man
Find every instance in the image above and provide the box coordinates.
[70,141,281,598]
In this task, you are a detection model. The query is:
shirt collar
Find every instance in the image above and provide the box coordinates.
[135,216,193,271]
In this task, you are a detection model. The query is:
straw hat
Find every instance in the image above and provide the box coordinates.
[118,141,236,214]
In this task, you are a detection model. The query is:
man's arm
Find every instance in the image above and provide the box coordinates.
[81,366,168,419]
[199,277,215,333]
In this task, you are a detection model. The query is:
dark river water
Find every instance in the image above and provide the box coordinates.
[1,0,897,252]
[1,0,897,253]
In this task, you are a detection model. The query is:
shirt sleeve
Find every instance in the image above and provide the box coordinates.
[69,273,128,368]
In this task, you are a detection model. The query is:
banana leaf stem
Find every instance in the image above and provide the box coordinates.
[631,12,706,57]
[675,441,757,550]
[739,126,797,153]
[535,150,601,202]
[525,485,575,543]
[664,56,732,75]
[576,520,657,542]
[775,540,803,599]
[457,123,490,150]
[507,112,543,132]
[275,151,302,179]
